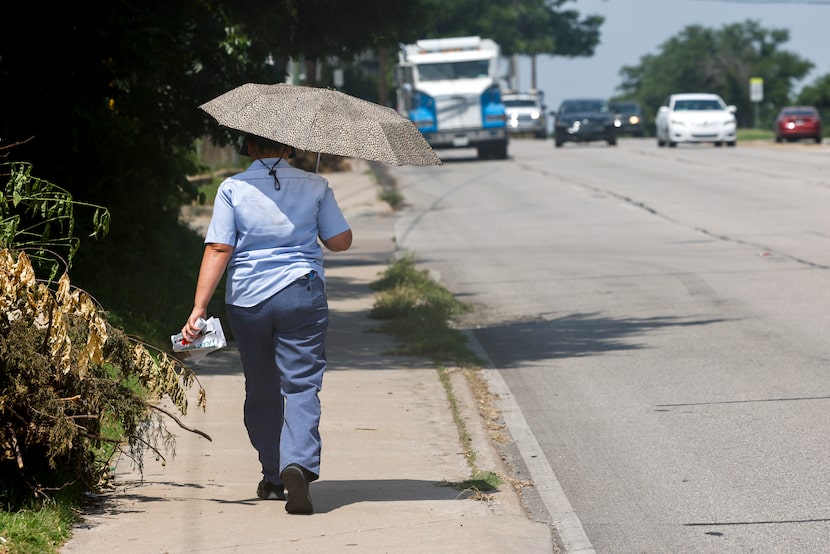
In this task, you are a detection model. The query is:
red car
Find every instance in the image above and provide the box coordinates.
[775,106,822,143]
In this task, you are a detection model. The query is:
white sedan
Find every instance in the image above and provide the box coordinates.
[655,93,737,147]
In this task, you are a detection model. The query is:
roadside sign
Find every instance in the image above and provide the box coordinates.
[750,77,764,103]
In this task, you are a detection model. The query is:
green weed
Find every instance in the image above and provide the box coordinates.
[369,255,481,366]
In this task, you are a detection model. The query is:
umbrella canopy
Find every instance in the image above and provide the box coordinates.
[199,83,442,166]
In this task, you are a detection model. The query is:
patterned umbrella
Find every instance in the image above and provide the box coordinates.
[199,83,442,166]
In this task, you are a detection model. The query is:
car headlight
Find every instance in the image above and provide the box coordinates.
[531,110,540,120]
[670,118,686,127]
[629,115,640,125]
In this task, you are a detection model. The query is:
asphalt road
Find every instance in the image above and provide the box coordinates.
[388,137,830,553]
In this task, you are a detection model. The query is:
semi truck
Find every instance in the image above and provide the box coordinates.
[395,36,509,160]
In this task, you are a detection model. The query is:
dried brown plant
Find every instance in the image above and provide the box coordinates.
[0,249,208,507]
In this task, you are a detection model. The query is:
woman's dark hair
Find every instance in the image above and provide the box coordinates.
[239,134,295,157]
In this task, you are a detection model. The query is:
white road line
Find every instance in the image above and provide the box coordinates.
[466,331,596,554]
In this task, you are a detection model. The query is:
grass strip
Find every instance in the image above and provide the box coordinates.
[369,254,503,495]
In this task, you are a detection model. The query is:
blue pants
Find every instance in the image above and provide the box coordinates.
[226,273,327,485]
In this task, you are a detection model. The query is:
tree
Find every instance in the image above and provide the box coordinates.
[797,73,830,136]
[1,1,434,204]
[429,0,601,57]
[615,20,813,129]
[428,0,603,89]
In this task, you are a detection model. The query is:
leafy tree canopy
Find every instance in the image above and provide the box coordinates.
[615,20,814,128]
[428,0,603,57]
[797,74,830,119]
[1,1,435,196]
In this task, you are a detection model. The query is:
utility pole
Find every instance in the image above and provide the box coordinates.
[531,54,538,91]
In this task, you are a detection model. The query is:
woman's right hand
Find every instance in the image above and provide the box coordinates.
[181,308,207,341]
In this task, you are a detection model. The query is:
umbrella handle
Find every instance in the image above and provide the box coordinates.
[315,152,321,173]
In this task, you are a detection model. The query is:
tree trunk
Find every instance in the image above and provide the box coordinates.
[378,47,388,106]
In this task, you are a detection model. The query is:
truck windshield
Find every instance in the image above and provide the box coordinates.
[416,60,490,81]
[505,99,538,108]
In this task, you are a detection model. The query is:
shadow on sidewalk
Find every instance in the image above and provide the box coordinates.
[74,478,467,518]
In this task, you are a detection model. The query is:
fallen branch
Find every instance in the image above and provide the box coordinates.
[149,404,213,442]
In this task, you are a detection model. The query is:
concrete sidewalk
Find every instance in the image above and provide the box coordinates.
[61,160,554,553]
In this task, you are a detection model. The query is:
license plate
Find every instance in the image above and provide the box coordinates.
[452,136,469,147]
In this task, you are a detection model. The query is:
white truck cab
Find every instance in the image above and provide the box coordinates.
[395,36,509,159]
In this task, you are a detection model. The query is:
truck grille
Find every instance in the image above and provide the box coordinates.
[435,95,481,129]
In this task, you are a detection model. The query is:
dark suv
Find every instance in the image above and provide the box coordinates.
[611,101,645,137]
[553,98,617,147]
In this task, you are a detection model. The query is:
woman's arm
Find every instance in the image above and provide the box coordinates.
[321,229,353,252]
[182,242,233,339]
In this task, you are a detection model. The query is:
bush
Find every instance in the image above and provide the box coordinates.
[0,249,207,509]
[0,158,209,510]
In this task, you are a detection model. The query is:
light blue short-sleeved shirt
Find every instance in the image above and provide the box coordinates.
[205,158,351,307]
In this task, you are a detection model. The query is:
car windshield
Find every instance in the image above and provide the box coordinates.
[416,60,491,81]
[612,103,639,115]
[504,99,538,108]
[674,99,724,111]
[560,100,608,114]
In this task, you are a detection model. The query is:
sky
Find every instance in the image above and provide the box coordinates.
[514,0,830,110]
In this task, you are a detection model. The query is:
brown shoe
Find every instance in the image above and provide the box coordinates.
[281,464,313,514]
